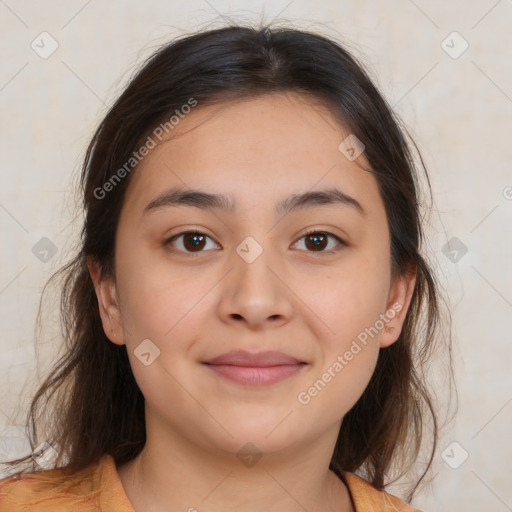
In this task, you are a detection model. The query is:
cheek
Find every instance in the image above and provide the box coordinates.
[293,251,389,412]
[115,242,208,340]
[298,344,379,425]
[296,251,391,339]
[297,279,382,420]
[297,313,380,422]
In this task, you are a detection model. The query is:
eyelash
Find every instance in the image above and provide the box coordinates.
[164,229,346,255]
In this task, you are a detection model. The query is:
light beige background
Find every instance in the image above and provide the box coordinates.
[1,0,511,510]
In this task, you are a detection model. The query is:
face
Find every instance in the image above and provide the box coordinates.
[90,92,415,460]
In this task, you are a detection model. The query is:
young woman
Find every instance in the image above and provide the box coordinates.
[0,23,453,512]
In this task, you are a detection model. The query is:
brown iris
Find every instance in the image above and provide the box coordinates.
[304,232,328,251]
[182,233,207,252]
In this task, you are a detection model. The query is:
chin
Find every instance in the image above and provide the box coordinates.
[212,430,300,461]
[210,413,306,453]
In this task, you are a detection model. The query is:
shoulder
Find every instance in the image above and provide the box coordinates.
[0,455,119,512]
[341,471,424,512]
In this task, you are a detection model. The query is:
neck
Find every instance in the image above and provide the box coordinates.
[117,415,354,512]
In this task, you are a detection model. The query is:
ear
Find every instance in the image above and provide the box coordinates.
[379,267,417,349]
[87,256,126,346]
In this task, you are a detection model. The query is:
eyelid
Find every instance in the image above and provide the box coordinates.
[164,228,347,254]
[165,230,219,254]
[293,228,347,253]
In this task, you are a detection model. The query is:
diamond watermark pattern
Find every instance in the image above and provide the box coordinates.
[31,31,59,59]
[441,31,469,59]
[134,338,161,366]
[441,441,469,469]
[32,237,58,263]
[237,442,263,468]
[236,236,263,264]
[32,441,58,469]
[442,236,468,263]
[338,134,365,161]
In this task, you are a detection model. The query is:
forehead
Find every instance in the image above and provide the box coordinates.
[122,92,384,220]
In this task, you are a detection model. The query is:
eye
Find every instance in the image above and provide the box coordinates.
[165,229,346,255]
[292,230,346,254]
[165,231,219,253]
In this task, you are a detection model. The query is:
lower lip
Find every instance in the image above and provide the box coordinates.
[204,363,305,386]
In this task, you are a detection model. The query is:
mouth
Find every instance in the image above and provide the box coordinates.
[202,350,308,387]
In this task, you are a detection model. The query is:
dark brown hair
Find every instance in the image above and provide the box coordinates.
[1,22,455,503]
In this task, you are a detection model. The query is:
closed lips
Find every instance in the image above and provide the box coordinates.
[202,350,308,386]
[203,350,306,367]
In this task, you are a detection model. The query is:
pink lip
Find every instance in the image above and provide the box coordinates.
[203,350,307,386]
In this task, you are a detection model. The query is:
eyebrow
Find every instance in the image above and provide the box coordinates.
[142,186,366,217]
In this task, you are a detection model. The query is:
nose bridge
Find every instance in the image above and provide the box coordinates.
[219,228,292,325]
[230,205,277,267]
[231,231,279,291]
[236,233,267,266]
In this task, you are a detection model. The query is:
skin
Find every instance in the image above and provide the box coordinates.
[89,91,416,512]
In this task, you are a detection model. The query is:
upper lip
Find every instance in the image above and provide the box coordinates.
[203,350,304,367]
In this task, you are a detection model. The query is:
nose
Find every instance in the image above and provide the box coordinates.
[216,238,294,330]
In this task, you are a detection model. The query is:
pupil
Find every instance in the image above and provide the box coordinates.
[308,233,326,251]
[182,233,328,252]
[186,233,205,250]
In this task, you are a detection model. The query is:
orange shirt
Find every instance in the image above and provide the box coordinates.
[0,454,422,511]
